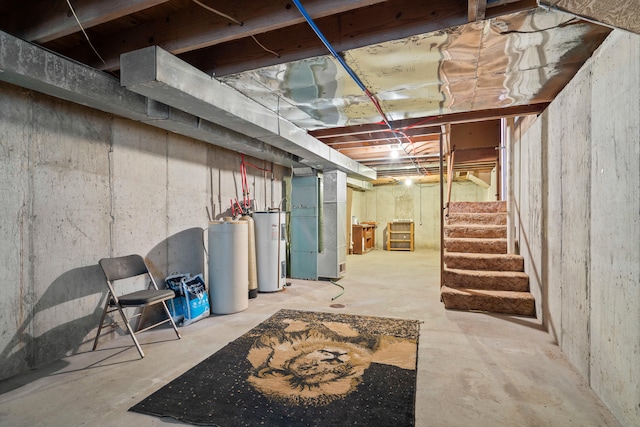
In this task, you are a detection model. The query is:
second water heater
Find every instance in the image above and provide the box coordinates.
[253,211,286,292]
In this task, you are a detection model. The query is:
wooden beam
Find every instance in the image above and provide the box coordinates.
[446,150,455,206]
[342,149,440,161]
[468,0,487,21]
[452,147,497,163]
[486,0,522,6]
[372,175,444,185]
[539,0,640,35]
[467,172,491,188]
[322,128,441,141]
[371,161,498,178]
[179,0,468,76]
[313,125,441,140]
[311,103,547,142]
[58,0,412,71]
[324,137,439,161]
[328,140,399,150]
[390,103,549,129]
[485,0,537,18]
[375,161,496,178]
[322,133,440,149]
[6,0,170,43]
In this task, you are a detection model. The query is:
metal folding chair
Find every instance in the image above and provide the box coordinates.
[93,254,181,358]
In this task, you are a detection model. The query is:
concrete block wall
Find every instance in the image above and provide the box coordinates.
[512,30,639,426]
[0,82,286,381]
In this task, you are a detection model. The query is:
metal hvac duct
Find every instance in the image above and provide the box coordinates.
[119,46,376,181]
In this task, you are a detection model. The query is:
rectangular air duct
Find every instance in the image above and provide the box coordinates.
[0,30,297,168]
[120,46,376,181]
[318,170,347,279]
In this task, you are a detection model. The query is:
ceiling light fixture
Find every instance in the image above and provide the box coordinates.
[390,149,398,159]
[405,179,413,187]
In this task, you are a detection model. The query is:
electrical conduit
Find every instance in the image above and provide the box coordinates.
[292,0,427,175]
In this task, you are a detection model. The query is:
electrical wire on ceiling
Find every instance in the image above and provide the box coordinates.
[292,0,428,176]
[66,0,106,64]
[192,0,280,58]
[390,114,448,176]
[392,128,430,175]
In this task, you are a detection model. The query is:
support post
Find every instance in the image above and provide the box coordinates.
[503,117,516,254]
[439,126,445,289]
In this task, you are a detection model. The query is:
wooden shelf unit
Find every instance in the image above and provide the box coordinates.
[352,224,375,254]
[387,221,414,251]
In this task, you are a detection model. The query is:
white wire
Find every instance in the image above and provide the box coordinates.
[192,0,279,58]
[66,0,106,64]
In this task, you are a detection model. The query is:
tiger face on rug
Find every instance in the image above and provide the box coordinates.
[247,317,414,406]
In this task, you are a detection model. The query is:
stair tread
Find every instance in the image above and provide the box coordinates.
[448,201,507,213]
[444,224,507,239]
[444,252,523,259]
[446,213,507,226]
[441,285,536,315]
[445,224,506,228]
[444,252,524,272]
[444,237,507,254]
[447,211,506,214]
[442,202,534,316]
[443,268,529,291]
[445,237,507,242]
[447,213,507,218]
[444,267,528,278]
[441,285,535,299]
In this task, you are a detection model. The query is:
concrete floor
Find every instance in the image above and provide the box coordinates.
[0,250,621,426]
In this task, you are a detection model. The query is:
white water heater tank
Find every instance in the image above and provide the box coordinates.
[253,211,286,292]
[208,220,249,314]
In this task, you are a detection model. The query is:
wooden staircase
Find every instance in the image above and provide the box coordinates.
[441,201,536,316]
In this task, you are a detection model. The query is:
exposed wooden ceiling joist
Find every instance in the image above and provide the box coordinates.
[310,103,548,141]
[180,0,469,76]
[0,0,612,179]
[326,138,438,151]
[468,0,488,22]
[307,103,547,176]
[540,0,640,35]
[50,0,468,73]
[319,130,440,147]
[485,0,537,18]
[5,0,170,43]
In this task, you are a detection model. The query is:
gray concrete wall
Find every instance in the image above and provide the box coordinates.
[513,115,544,321]
[0,82,286,381]
[512,30,640,426]
[350,189,367,226]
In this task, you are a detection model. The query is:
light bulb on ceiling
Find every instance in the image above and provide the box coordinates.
[405,178,413,186]
[390,149,398,158]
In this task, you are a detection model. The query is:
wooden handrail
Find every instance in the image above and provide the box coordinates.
[445,149,455,218]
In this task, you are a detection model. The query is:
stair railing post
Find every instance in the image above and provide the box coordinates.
[503,117,516,254]
[439,125,446,289]
[446,149,455,212]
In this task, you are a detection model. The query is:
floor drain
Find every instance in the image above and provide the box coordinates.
[330,303,345,308]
